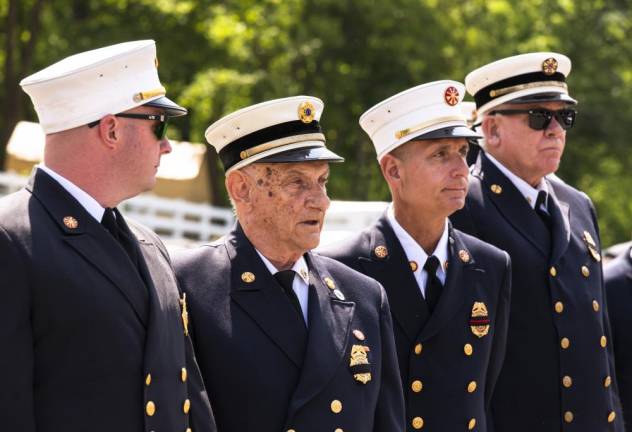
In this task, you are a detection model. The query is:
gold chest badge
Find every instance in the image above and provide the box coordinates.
[582,230,601,262]
[469,301,490,338]
[349,344,372,384]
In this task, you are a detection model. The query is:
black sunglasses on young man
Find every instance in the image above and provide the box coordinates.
[87,113,170,140]
[488,108,577,131]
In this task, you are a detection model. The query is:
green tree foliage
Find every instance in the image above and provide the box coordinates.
[0,0,630,245]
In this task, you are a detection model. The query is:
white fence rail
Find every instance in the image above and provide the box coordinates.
[0,171,387,246]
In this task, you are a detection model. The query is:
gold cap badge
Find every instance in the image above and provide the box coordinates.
[542,57,558,76]
[63,216,79,229]
[374,245,388,259]
[298,101,316,123]
[444,86,460,106]
[469,301,490,338]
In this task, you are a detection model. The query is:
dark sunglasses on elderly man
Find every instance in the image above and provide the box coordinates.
[488,108,577,131]
[87,113,170,140]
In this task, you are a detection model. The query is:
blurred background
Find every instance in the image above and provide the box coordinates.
[0,0,630,250]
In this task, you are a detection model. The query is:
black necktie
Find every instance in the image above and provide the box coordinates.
[101,208,140,269]
[535,191,552,231]
[274,270,304,321]
[424,256,443,313]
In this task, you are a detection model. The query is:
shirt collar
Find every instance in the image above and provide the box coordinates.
[386,204,449,275]
[485,153,548,209]
[255,250,310,283]
[38,164,106,222]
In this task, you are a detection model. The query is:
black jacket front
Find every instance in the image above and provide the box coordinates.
[451,152,623,432]
[319,216,511,432]
[0,168,215,432]
[173,224,405,432]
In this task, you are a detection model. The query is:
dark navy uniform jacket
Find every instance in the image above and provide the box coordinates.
[173,224,405,432]
[319,216,511,432]
[0,168,216,432]
[605,247,632,430]
[451,152,624,432]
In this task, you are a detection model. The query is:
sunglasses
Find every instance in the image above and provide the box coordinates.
[489,108,577,131]
[88,113,170,139]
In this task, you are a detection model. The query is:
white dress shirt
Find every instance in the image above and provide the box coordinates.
[387,204,449,298]
[38,164,106,222]
[256,250,310,325]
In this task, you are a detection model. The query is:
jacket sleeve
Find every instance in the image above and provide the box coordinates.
[485,251,512,407]
[0,226,36,431]
[373,282,406,431]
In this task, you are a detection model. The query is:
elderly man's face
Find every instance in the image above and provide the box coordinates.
[245,161,331,255]
[485,101,568,185]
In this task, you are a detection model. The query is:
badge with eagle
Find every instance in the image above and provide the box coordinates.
[349,344,372,384]
[469,302,490,338]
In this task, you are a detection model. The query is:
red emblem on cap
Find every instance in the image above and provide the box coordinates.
[444,86,459,106]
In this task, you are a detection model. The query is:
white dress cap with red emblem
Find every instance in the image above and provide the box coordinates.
[205,95,343,173]
[359,80,481,161]
[20,40,186,134]
[465,51,576,116]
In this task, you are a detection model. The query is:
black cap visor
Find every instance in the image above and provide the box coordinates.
[506,92,577,106]
[257,145,344,164]
[144,96,187,117]
[410,125,482,141]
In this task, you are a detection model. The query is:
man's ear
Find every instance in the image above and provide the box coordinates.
[226,169,253,208]
[97,115,120,149]
[482,115,500,148]
[380,153,402,183]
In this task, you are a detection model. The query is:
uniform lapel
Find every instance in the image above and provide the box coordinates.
[475,153,550,257]
[287,252,355,418]
[546,183,571,264]
[227,224,308,368]
[418,226,473,341]
[28,168,148,325]
[359,215,429,342]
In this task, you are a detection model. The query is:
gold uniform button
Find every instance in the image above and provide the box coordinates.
[593,300,600,312]
[605,376,612,388]
[562,376,573,388]
[554,301,564,313]
[412,416,424,429]
[467,381,477,393]
[564,411,574,423]
[331,399,342,414]
[411,380,423,393]
[464,343,473,356]
[287,430,296,432]
[335,429,343,432]
[241,272,255,283]
[186,428,192,432]
[601,336,607,348]
[146,401,156,417]
[145,373,152,386]
[468,418,476,430]
[181,368,188,382]
[549,266,557,277]
[560,337,570,349]
[608,411,616,423]
[183,398,191,414]
[414,343,423,355]
[581,266,590,277]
